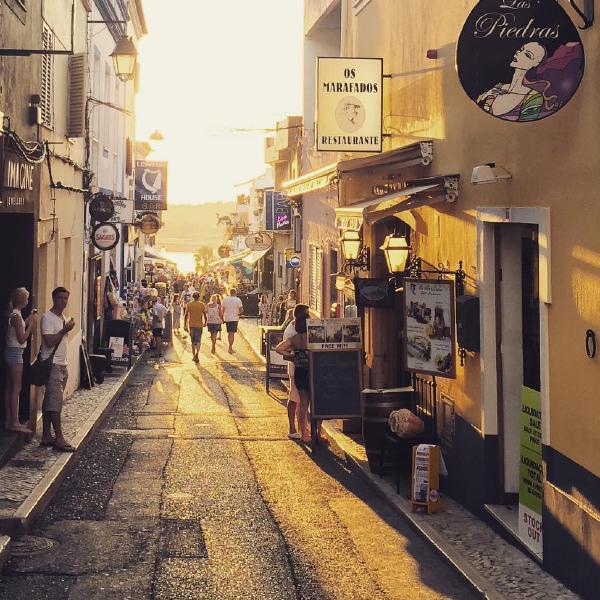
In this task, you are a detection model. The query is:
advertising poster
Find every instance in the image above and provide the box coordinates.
[316,57,383,152]
[306,318,362,351]
[518,386,543,558]
[456,0,584,123]
[403,279,456,378]
[135,160,168,211]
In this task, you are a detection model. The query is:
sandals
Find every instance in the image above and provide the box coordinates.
[53,443,77,453]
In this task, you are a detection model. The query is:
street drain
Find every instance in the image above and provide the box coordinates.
[11,535,58,557]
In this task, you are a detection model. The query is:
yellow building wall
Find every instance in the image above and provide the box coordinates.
[344,0,600,477]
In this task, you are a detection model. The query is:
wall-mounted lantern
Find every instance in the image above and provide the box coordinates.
[110,37,137,82]
[380,233,410,274]
[340,229,370,272]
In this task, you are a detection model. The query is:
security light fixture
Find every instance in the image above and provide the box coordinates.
[471,163,512,185]
[380,233,410,274]
[340,230,370,272]
[110,37,137,82]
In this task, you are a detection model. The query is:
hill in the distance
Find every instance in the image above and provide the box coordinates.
[155,202,235,253]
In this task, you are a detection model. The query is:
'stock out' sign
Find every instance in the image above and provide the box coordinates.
[457,0,585,122]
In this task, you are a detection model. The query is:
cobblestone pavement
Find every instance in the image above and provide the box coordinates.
[0,331,476,599]
[0,369,132,511]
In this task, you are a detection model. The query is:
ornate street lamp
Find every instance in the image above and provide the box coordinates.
[110,37,137,82]
[340,229,370,272]
[380,233,410,274]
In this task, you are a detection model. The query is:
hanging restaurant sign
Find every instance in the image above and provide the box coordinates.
[316,57,383,152]
[138,212,161,235]
[135,160,168,211]
[0,141,39,213]
[403,279,456,379]
[265,191,292,231]
[245,231,273,251]
[457,0,584,123]
[91,222,120,251]
[89,193,115,222]
[107,196,135,224]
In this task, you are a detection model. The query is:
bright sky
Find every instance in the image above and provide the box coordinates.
[136,0,304,205]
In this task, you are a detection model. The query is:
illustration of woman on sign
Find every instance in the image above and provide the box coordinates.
[477,41,584,122]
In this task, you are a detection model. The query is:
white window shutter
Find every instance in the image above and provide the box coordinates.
[41,24,54,128]
[67,53,87,137]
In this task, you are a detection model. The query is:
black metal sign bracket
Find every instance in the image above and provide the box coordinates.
[570,0,594,29]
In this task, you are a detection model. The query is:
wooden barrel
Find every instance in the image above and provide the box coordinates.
[362,388,413,474]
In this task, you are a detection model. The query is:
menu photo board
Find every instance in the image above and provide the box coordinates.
[306,318,362,351]
[403,279,456,379]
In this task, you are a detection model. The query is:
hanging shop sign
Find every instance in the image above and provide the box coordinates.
[0,143,39,213]
[306,318,363,351]
[245,231,273,251]
[135,160,168,211]
[92,222,120,251]
[265,191,292,231]
[107,196,135,225]
[89,193,115,222]
[138,212,161,235]
[316,57,383,152]
[457,0,585,123]
[402,279,456,379]
[518,386,543,557]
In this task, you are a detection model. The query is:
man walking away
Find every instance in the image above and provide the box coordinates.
[185,292,206,362]
[222,288,243,354]
[40,287,76,452]
[152,296,168,358]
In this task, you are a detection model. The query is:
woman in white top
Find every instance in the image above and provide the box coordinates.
[258,294,270,326]
[4,287,37,433]
[206,294,224,354]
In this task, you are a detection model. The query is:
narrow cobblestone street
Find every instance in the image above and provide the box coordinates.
[0,332,477,599]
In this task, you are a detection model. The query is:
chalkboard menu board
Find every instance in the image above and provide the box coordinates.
[309,350,362,419]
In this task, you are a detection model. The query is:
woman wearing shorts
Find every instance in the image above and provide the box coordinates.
[206,294,224,354]
[276,304,310,443]
[4,287,37,433]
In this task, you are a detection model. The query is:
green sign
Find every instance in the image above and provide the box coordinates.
[519,386,543,555]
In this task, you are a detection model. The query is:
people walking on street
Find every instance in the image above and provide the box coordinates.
[222,288,243,354]
[151,296,168,358]
[215,294,223,341]
[276,294,286,325]
[276,303,310,442]
[3,287,37,434]
[40,287,76,452]
[206,294,224,354]
[185,292,207,362]
[258,294,270,325]
[172,293,182,333]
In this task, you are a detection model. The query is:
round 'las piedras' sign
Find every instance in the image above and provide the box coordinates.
[245,231,273,251]
[92,222,119,251]
[457,0,584,123]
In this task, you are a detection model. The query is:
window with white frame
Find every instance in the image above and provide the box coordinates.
[309,245,323,315]
[41,23,54,128]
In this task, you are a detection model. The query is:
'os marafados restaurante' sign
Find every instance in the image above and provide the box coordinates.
[457,0,585,122]
[316,57,383,152]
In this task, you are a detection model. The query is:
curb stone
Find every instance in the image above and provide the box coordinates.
[0,536,10,571]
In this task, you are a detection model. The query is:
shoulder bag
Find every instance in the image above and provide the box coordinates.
[29,342,61,387]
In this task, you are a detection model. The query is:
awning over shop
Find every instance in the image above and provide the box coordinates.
[209,249,252,268]
[335,179,455,229]
[282,163,337,198]
[242,247,271,268]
